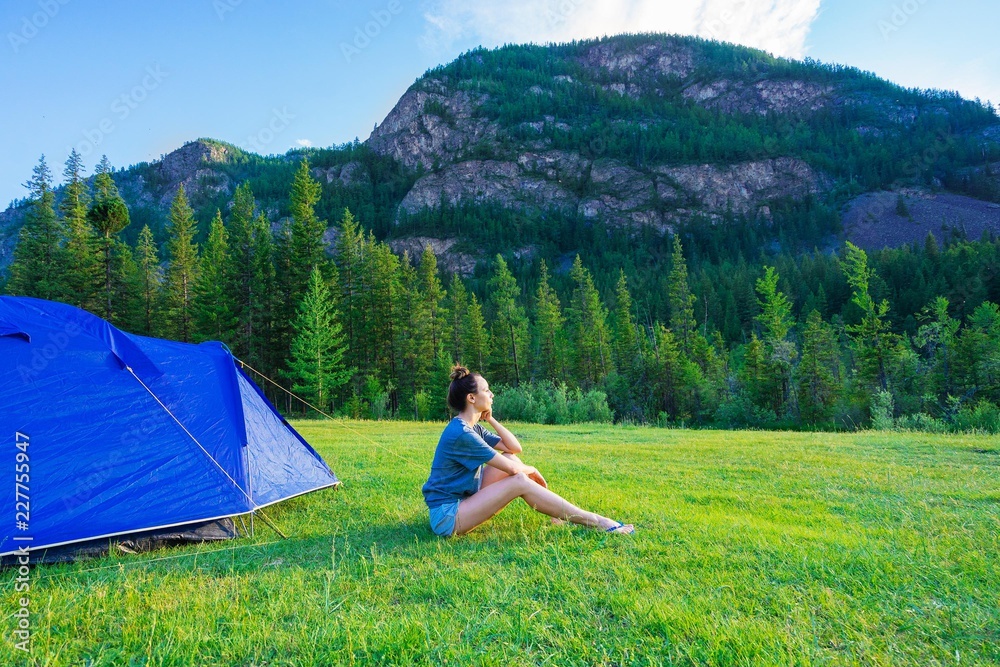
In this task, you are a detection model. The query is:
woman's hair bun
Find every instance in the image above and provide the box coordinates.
[450,365,470,382]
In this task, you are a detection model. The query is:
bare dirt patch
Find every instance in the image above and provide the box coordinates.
[843,189,1000,250]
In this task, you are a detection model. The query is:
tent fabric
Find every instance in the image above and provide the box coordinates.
[0,296,338,557]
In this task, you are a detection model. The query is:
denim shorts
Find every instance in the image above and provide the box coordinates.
[428,499,461,537]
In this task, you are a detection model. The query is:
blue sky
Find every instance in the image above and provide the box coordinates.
[1,0,997,207]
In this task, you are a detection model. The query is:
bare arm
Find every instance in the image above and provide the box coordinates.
[482,411,522,453]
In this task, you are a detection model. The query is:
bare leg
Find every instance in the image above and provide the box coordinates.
[480,453,524,490]
[454,472,632,535]
[481,453,563,524]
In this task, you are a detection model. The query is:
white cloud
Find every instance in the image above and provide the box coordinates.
[420,0,822,59]
[295,139,313,148]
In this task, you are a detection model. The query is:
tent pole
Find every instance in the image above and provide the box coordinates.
[253,509,288,540]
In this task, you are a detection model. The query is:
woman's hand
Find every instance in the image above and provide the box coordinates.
[519,464,548,489]
[485,411,523,454]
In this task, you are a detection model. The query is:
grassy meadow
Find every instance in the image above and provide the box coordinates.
[2,421,999,666]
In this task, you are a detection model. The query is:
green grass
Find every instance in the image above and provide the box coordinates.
[3,422,999,666]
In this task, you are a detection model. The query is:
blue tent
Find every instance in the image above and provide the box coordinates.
[0,296,339,558]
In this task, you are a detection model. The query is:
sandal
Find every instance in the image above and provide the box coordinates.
[605,522,635,534]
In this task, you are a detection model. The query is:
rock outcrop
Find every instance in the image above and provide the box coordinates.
[387,236,477,276]
[368,86,497,171]
[399,151,827,231]
[578,39,696,80]
[150,140,236,206]
[682,79,833,115]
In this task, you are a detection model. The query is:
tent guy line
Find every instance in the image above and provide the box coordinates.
[238,359,429,474]
[125,365,255,506]
[124,362,292,540]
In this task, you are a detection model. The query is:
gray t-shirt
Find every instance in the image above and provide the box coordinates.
[422,417,502,509]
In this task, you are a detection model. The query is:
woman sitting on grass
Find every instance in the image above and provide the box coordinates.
[422,366,635,537]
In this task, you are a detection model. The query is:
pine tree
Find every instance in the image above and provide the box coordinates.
[566,255,612,387]
[162,185,200,342]
[739,333,780,413]
[607,269,648,421]
[359,235,402,410]
[487,255,529,386]
[913,296,960,399]
[110,241,140,331]
[194,211,237,342]
[445,273,469,364]
[60,150,101,310]
[754,265,796,412]
[248,212,278,373]
[93,155,118,198]
[285,158,326,299]
[226,182,257,357]
[955,301,1000,403]
[755,266,793,344]
[796,309,841,425]
[132,225,161,335]
[533,260,566,381]
[417,245,446,354]
[466,292,490,374]
[611,269,640,376]
[398,251,434,416]
[843,242,902,392]
[333,208,365,375]
[649,322,694,422]
[8,156,65,300]
[667,234,697,351]
[276,159,327,363]
[286,266,353,413]
[87,166,131,322]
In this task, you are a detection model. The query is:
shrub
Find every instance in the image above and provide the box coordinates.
[413,391,433,421]
[895,412,948,433]
[870,390,895,431]
[343,394,364,420]
[543,383,570,425]
[492,381,613,424]
[952,399,1000,434]
[363,375,391,420]
[568,387,614,423]
[713,393,778,429]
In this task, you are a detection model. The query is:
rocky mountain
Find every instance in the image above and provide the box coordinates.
[3,34,1000,275]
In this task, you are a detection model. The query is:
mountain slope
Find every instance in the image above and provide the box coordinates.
[2,34,999,275]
